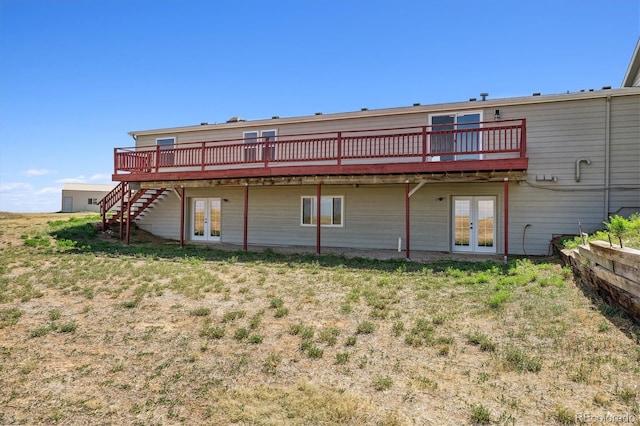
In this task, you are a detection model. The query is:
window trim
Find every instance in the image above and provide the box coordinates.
[156,137,176,149]
[300,195,344,227]
[242,129,277,143]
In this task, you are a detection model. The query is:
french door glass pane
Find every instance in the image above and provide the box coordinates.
[454,199,470,246]
[193,200,205,236]
[210,199,221,237]
[476,199,494,247]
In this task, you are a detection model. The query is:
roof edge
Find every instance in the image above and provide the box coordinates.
[622,37,640,87]
[128,87,640,137]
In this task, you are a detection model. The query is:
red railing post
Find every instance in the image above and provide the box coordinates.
[155,145,161,173]
[520,118,527,159]
[201,142,206,171]
[421,126,427,162]
[264,137,269,168]
[337,132,342,166]
[113,148,118,175]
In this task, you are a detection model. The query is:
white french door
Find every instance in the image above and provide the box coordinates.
[452,196,496,253]
[191,198,221,241]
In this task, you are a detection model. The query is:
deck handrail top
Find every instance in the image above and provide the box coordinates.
[115,119,525,152]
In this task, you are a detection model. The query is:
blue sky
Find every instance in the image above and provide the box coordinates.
[0,0,638,212]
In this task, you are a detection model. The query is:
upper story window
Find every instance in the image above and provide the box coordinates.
[156,137,175,166]
[243,130,277,161]
[156,137,175,149]
[429,112,482,161]
[301,196,343,227]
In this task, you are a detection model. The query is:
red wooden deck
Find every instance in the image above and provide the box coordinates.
[113,119,527,182]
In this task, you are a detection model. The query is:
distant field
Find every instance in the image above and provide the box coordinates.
[0,212,639,425]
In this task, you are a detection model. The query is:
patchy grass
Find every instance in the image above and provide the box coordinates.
[0,212,639,425]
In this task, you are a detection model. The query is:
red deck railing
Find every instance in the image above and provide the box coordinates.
[113,119,526,179]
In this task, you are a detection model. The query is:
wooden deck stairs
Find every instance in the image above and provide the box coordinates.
[99,182,167,230]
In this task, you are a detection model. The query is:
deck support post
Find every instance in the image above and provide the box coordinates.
[405,181,410,260]
[243,184,249,251]
[119,182,126,241]
[125,185,132,246]
[503,178,509,264]
[316,183,321,255]
[179,186,185,248]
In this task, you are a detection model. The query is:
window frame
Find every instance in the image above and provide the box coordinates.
[243,130,277,161]
[428,111,483,161]
[300,195,344,227]
[156,137,176,149]
[156,137,176,166]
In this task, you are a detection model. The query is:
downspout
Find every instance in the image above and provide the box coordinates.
[604,95,611,221]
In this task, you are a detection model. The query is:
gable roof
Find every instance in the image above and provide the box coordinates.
[622,38,640,87]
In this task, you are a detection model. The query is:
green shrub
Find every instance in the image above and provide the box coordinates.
[189,307,211,317]
[356,321,375,334]
[372,376,393,391]
[469,403,491,425]
[0,308,22,328]
[604,215,630,247]
[200,326,225,339]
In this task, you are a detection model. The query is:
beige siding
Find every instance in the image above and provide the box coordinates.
[609,95,640,216]
[129,91,639,256]
[61,189,110,212]
[135,191,182,239]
